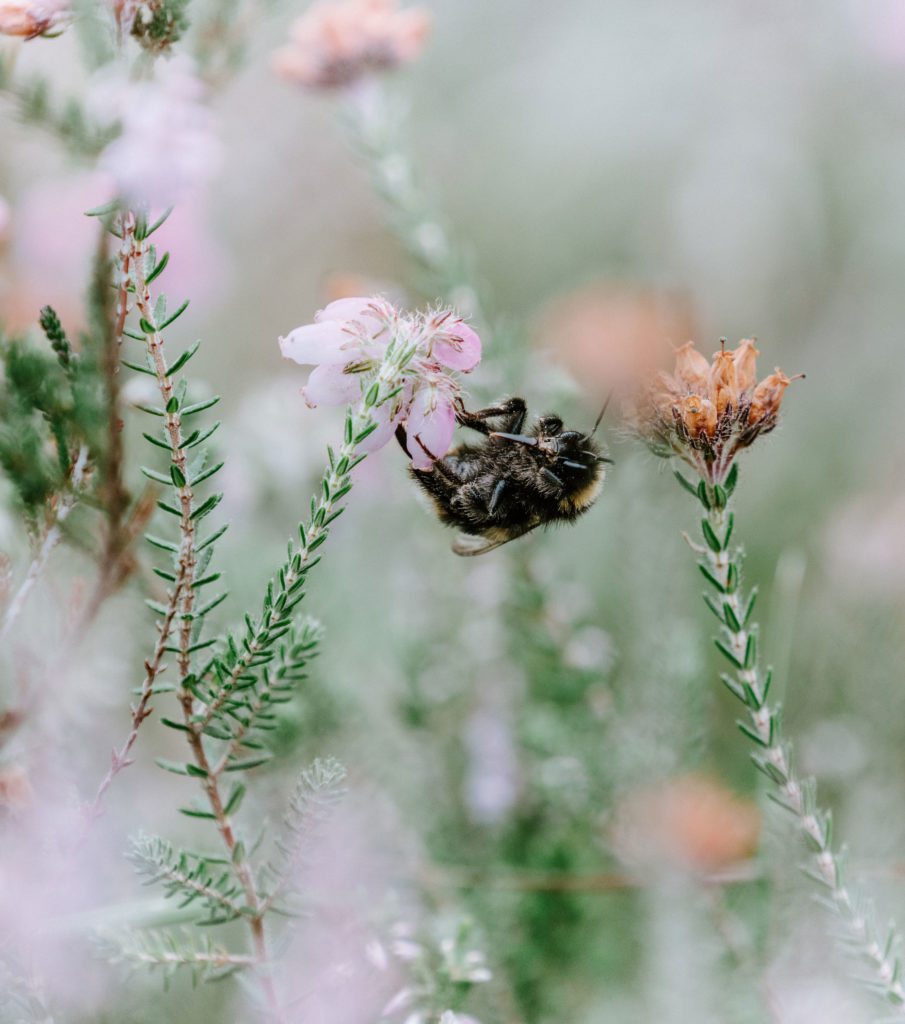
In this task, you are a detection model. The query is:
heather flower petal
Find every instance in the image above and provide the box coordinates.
[315,297,375,323]
[358,398,402,453]
[280,321,352,366]
[433,322,481,371]
[406,387,456,470]
[301,361,361,407]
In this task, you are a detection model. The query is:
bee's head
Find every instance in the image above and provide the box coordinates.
[491,413,612,476]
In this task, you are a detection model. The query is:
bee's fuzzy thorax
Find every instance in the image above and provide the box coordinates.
[407,397,608,555]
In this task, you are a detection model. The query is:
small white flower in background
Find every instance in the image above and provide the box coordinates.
[95,57,220,209]
[0,0,67,38]
[439,1013,482,1024]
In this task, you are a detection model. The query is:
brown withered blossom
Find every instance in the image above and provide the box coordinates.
[625,337,803,485]
[0,0,67,38]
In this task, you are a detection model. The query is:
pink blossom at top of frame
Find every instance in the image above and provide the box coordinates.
[272,0,430,90]
[0,0,67,38]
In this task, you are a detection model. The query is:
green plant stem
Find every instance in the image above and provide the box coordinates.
[341,78,488,330]
[87,216,197,813]
[684,472,905,1013]
[196,351,413,734]
[125,217,283,1020]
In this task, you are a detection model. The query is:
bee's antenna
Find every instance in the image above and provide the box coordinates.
[591,393,613,437]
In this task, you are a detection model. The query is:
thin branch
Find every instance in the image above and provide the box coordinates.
[0,445,90,646]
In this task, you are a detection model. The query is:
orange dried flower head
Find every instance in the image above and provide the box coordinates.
[626,338,803,485]
[273,0,430,90]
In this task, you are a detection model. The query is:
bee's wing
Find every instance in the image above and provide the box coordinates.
[451,523,538,557]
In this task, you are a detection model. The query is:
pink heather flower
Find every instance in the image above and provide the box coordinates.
[272,0,430,90]
[0,0,67,38]
[278,297,481,470]
[95,57,220,208]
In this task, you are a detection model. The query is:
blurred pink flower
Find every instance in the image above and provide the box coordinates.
[0,787,120,1014]
[96,57,220,209]
[0,0,67,38]
[279,297,480,470]
[272,0,430,90]
[0,172,224,331]
[2,173,110,331]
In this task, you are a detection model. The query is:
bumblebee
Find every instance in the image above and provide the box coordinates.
[400,397,611,556]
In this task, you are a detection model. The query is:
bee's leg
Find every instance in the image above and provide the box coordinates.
[395,424,412,457]
[541,468,564,490]
[487,479,507,515]
[430,457,466,486]
[454,397,527,436]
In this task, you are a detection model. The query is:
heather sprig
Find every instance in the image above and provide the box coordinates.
[339,79,488,329]
[89,200,470,1018]
[678,471,905,1014]
[632,338,905,1013]
[0,240,130,647]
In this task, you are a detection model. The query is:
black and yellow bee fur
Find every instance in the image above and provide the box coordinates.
[400,397,610,556]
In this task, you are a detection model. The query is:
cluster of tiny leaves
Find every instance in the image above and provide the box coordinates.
[677,466,905,1013]
[128,832,245,925]
[185,618,324,778]
[258,756,347,912]
[131,0,191,53]
[97,927,253,988]
[0,305,106,528]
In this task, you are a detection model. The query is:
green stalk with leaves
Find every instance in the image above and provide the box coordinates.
[92,208,452,1017]
[681,466,905,1014]
[628,335,905,1015]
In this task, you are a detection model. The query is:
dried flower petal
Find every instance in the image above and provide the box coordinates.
[733,337,760,391]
